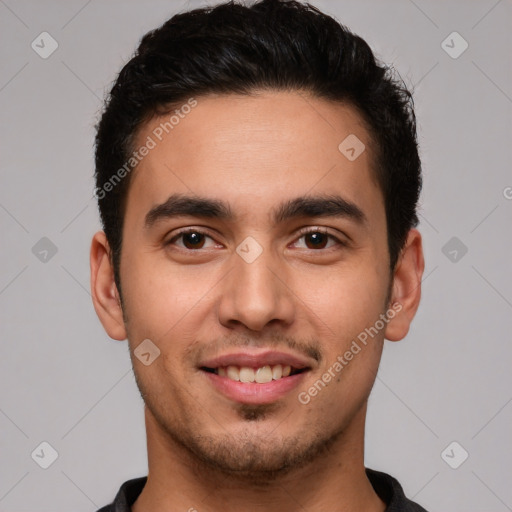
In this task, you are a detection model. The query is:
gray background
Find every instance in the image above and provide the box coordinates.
[1,0,511,510]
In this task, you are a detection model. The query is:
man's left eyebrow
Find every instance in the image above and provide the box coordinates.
[271,195,368,225]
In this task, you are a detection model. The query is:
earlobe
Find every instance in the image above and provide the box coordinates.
[384,228,425,342]
[90,231,127,341]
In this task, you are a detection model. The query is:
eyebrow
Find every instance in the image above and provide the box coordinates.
[144,193,367,228]
[273,195,366,225]
[144,194,233,228]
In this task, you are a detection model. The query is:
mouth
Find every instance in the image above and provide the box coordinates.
[200,364,306,383]
[198,351,313,404]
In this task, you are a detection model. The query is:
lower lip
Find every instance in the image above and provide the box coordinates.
[202,370,309,404]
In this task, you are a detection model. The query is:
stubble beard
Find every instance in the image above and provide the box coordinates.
[139,383,348,486]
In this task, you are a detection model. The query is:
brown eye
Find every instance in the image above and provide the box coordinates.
[304,232,329,249]
[291,228,343,251]
[182,231,205,249]
[167,230,218,250]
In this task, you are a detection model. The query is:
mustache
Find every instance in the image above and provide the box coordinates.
[188,332,323,365]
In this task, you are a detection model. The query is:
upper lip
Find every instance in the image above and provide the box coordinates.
[199,350,313,370]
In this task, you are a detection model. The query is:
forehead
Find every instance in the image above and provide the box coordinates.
[126,91,383,226]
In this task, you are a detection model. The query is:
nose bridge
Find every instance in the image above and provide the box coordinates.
[217,240,294,331]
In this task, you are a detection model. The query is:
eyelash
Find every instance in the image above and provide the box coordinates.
[166,226,346,251]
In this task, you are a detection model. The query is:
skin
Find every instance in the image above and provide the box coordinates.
[91,91,424,512]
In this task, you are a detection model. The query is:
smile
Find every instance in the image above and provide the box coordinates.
[201,364,305,383]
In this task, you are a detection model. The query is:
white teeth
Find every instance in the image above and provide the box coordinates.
[239,367,255,383]
[226,365,240,381]
[255,365,273,383]
[272,365,282,380]
[216,364,300,383]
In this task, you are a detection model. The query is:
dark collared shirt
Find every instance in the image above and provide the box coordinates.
[96,468,428,511]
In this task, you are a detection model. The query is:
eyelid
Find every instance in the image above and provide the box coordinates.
[297,226,332,236]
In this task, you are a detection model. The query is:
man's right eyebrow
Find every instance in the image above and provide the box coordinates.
[144,194,233,229]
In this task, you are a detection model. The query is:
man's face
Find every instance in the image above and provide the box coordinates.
[119,91,392,475]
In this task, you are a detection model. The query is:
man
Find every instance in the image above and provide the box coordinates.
[91,0,427,510]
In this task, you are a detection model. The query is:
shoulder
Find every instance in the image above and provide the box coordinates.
[366,467,429,512]
[94,476,147,512]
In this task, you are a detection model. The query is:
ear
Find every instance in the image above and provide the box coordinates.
[384,228,425,342]
[90,231,127,341]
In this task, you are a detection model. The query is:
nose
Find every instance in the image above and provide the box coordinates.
[217,247,295,332]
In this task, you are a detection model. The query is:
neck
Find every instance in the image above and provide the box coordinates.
[132,404,386,512]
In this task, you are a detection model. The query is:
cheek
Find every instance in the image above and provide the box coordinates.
[291,262,387,332]
[120,254,227,375]
[290,260,388,410]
